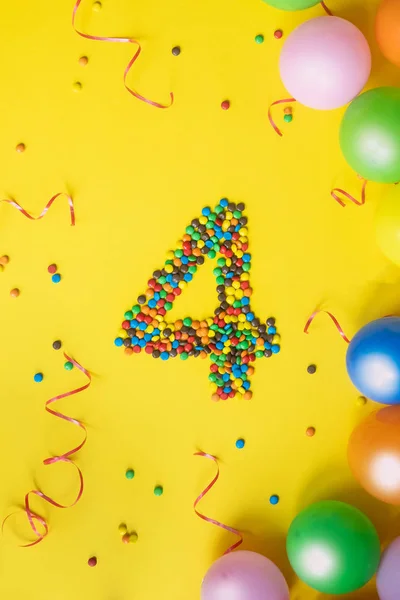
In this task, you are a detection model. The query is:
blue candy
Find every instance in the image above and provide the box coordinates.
[114,337,123,347]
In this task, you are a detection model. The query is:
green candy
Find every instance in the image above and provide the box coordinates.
[188,265,197,274]
[208,250,216,258]
[124,311,133,320]
[132,305,140,314]
[286,501,380,595]
[340,87,400,183]
[216,276,224,285]
[208,373,217,382]
[217,258,225,267]
[213,267,222,277]
[186,225,194,235]
[183,317,192,327]
[242,262,251,272]
[158,276,166,284]
[192,231,200,241]
[174,249,183,258]
[262,0,320,9]
[255,350,264,358]
[159,290,167,299]
[164,302,172,311]
[180,352,188,360]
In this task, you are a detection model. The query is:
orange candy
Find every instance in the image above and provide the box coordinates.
[376,0,400,67]
[348,406,400,504]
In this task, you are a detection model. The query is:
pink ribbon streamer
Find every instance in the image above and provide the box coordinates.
[304,309,351,343]
[3,353,91,546]
[0,193,75,226]
[268,98,296,137]
[194,451,243,555]
[72,0,174,109]
[320,1,333,15]
[331,179,367,207]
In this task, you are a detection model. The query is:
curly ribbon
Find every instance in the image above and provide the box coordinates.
[72,0,174,109]
[3,353,91,546]
[304,309,351,343]
[331,179,367,207]
[321,1,333,15]
[268,98,296,137]
[194,451,243,555]
[1,193,75,226]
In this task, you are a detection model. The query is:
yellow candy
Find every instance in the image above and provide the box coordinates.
[231,244,237,253]
[273,334,281,344]
[222,222,229,231]
[167,323,175,332]
[166,251,174,260]
[152,335,160,342]
[244,322,251,330]
[239,227,248,236]
[129,532,138,543]
[210,383,218,392]
[241,273,250,281]
[197,240,205,249]
[238,322,245,331]
[147,325,154,334]
[226,258,232,267]
[179,281,187,290]
[238,386,245,394]
[208,329,215,337]
[235,290,243,299]
[239,236,248,244]
[159,322,166,331]
[238,314,246,322]
[234,378,243,387]
[223,345,230,353]
[236,250,243,258]
[226,287,235,295]
[118,523,127,535]
[155,314,163,322]
[206,318,213,326]
[165,264,173,274]
[225,211,233,219]
[232,281,240,289]
[230,316,238,323]
[225,315,231,324]
[226,295,235,305]
[199,216,207,225]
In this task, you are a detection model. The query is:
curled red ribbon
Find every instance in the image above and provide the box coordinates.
[72,0,174,109]
[304,309,351,343]
[331,179,367,207]
[4,353,91,546]
[268,98,296,137]
[1,193,75,226]
[320,1,333,15]
[194,451,243,555]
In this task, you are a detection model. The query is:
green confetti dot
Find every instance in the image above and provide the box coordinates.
[255,34,264,44]
[64,361,74,371]
[154,485,163,496]
[125,469,135,480]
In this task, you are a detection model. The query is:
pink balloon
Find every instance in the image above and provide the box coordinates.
[201,551,289,600]
[279,16,371,110]
[377,537,400,600]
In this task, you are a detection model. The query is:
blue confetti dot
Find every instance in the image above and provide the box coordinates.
[114,337,124,347]
[235,438,245,449]
[269,494,279,505]
[34,372,43,383]
[51,273,61,284]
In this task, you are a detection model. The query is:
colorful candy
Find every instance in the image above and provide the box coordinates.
[87,556,97,567]
[125,468,135,480]
[52,340,62,350]
[115,199,280,400]
[154,485,163,496]
[34,372,44,383]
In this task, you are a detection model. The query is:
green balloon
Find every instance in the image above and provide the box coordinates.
[286,501,381,595]
[262,0,320,10]
[339,87,400,183]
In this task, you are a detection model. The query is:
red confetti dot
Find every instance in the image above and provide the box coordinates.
[306,427,316,437]
[47,263,57,274]
[221,100,230,110]
[88,556,97,567]
[274,29,283,39]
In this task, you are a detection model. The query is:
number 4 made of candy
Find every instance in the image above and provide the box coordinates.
[115,199,280,401]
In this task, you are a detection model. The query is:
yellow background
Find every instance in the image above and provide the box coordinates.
[0,0,399,598]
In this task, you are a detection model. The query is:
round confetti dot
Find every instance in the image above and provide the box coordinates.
[125,468,135,480]
[64,361,74,371]
[52,340,62,350]
[284,107,292,115]
[16,143,26,153]
[154,485,163,496]
[274,29,283,39]
[10,288,20,298]
[172,46,181,56]
[51,273,61,284]
[129,532,138,543]
[357,396,367,407]
[47,264,57,274]
[118,523,127,535]
[221,100,230,110]
[122,533,130,544]
[92,1,102,10]
[88,556,97,567]
[269,494,279,505]
[73,81,82,93]
[235,438,245,449]
[255,34,264,44]
[307,364,317,374]
[284,113,293,123]
[34,373,43,383]
[79,56,89,66]
[0,255,9,265]
[306,426,316,437]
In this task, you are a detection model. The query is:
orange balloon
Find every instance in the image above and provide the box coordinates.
[348,406,400,505]
[376,0,400,68]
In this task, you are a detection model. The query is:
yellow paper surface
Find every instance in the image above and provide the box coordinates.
[0,1,398,598]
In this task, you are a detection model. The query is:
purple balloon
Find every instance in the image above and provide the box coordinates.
[201,551,289,600]
[377,537,400,600]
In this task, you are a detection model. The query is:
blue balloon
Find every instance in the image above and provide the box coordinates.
[346,317,400,405]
